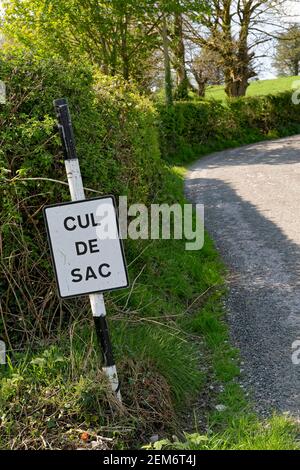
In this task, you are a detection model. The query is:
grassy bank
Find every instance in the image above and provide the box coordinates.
[206,76,299,101]
[0,159,226,449]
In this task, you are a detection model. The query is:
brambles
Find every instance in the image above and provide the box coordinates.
[0,51,163,344]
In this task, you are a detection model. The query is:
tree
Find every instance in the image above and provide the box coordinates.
[273,24,300,77]
[162,13,173,106]
[185,1,284,97]
[191,47,223,97]
[155,1,209,102]
[3,0,160,85]
[3,0,208,99]
[172,11,189,99]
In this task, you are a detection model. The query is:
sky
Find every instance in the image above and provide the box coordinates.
[286,0,300,18]
[259,1,300,78]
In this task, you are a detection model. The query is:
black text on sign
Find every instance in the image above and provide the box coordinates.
[44,196,129,298]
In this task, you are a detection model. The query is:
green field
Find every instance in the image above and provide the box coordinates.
[205,76,300,100]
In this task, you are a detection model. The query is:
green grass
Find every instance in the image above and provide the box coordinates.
[146,415,299,450]
[205,75,300,101]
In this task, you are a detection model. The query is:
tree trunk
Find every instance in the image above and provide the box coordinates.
[173,13,188,99]
[222,2,254,98]
[162,15,173,106]
[197,82,206,97]
[192,69,207,97]
[294,59,299,76]
[224,47,254,97]
[121,13,129,81]
[225,77,249,97]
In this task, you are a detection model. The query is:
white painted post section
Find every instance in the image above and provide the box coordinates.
[65,158,121,402]
[0,340,6,365]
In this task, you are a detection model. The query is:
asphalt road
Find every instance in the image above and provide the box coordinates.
[185,135,300,416]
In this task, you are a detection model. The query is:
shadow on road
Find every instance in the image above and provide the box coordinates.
[186,173,300,415]
[196,137,300,169]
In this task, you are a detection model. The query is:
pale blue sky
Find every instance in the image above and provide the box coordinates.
[258,1,300,78]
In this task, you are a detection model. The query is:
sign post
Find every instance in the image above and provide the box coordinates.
[44,98,128,402]
[0,340,6,366]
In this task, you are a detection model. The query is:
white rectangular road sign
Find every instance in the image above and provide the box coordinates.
[44,196,129,298]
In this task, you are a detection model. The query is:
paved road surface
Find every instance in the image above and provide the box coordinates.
[185,135,300,416]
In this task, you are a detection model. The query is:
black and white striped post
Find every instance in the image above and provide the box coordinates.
[54,98,121,402]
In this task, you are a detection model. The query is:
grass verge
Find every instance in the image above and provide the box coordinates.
[146,165,300,451]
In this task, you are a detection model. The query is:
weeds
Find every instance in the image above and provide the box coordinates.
[146,416,300,450]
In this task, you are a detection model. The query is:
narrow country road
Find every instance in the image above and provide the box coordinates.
[185,135,300,416]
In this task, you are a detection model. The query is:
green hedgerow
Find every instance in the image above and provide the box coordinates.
[158,93,300,163]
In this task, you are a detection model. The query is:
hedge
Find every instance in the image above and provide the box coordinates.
[0,52,163,342]
[158,93,300,162]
